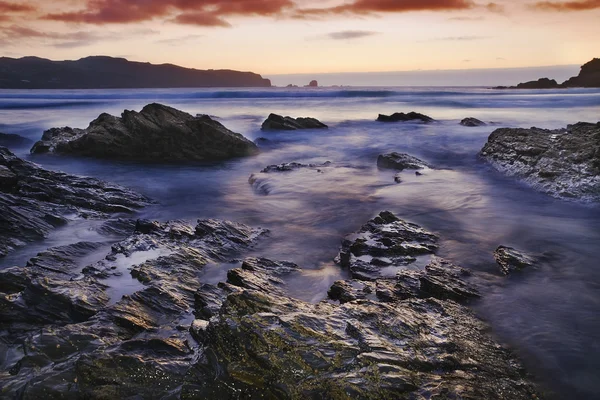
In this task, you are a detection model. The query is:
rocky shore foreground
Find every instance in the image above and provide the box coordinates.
[0,208,541,399]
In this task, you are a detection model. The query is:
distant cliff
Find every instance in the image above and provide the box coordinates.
[0,56,272,89]
[496,58,600,89]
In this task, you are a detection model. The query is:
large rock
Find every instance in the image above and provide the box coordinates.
[184,214,539,399]
[0,218,268,398]
[494,246,535,275]
[0,147,149,257]
[261,113,328,130]
[480,121,600,202]
[30,103,258,163]
[563,58,600,88]
[0,132,31,147]
[377,112,434,123]
[337,211,438,280]
[516,78,560,89]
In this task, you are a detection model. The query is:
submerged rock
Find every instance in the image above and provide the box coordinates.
[0,132,31,147]
[337,211,438,280]
[377,152,431,171]
[248,161,332,195]
[460,117,487,127]
[480,121,600,202]
[30,103,258,163]
[377,112,434,123]
[494,246,535,275]
[0,147,149,257]
[0,218,268,398]
[261,113,328,130]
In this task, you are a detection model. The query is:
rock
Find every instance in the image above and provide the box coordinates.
[307,80,318,87]
[516,78,560,89]
[261,113,328,130]
[30,103,258,163]
[185,214,538,399]
[494,246,535,275]
[377,152,431,171]
[0,218,268,398]
[248,161,332,195]
[377,112,434,123]
[0,132,31,148]
[562,58,600,88]
[337,211,438,281]
[460,117,487,127]
[0,147,149,257]
[480,121,600,202]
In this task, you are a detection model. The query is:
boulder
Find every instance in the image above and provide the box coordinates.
[30,103,258,163]
[460,117,487,127]
[261,113,328,130]
[377,112,434,123]
[377,152,431,171]
[494,246,535,275]
[0,132,31,147]
[480,121,600,202]
[0,147,149,257]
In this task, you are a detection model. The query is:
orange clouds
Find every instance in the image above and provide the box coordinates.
[0,1,34,13]
[534,0,600,10]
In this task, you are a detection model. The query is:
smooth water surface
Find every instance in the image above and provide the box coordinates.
[1,86,600,398]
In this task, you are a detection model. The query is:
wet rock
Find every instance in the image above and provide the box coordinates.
[261,113,328,130]
[480,121,600,202]
[337,211,438,280]
[30,103,258,162]
[460,117,487,127]
[0,218,268,398]
[377,112,434,123]
[494,246,535,275]
[189,250,536,399]
[248,161,332,195]
[0,132,31,148]
[377,152,431,171]
[0,147,149,257]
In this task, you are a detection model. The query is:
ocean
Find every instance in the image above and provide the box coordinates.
[1,86,600,398]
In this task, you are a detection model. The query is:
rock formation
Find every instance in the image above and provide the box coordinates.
[30,103,258,163]
[516,78,560,89]
[0,147,149,257]
[460,117,487,127]
[494,246,535,275]
[496,58,600,89]
[377,112,434,123]
[480,121,600,202]
[307,80,318,87]
[261,113,328,130]
[0,132,31,147]
[377,152,431,171]
[249,161,332,195]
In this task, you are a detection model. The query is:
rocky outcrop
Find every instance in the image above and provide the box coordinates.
[0,132,31,147]
[307,80,318,87]
[261,113,328,130]
[0,218,268,398]
[516,78,560,89]
[30,103,258,163]
[480,121,600,202]
[0,147,149,257]
[562,58,600,88]
[248,161,332,195]
[377,112,434,123]
[494,246,535,275]
[460,117,487,127]
[377,152,431,171]
[185,212,539,399]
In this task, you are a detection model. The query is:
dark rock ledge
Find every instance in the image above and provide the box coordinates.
[0,146,149,257]
[261,113,328,130]
[0,211,541,399]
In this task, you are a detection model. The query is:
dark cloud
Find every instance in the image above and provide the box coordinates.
[0,24,124,48]
[295,0,476,17]
[326,30,380,40]
[45,0,294,26]
[0,1,34,13]
[533,0,600,10]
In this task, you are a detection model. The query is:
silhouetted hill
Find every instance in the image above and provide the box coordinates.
[496,58,600,89]
[0,56,272,89]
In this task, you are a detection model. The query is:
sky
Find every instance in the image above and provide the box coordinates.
[0,0,598,75]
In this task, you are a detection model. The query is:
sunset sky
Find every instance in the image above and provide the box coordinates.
[0,0,598,74]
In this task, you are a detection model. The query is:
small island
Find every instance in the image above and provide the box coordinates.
[495,58,599,89]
